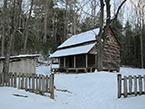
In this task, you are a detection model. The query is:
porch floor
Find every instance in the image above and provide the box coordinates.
[51,67,95,73]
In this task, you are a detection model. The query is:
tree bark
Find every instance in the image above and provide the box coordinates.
[11,0,23,55]
[140,19,144,68]
[73,0,77,35]
[1,0,7,57]
[97,0,104,71]
[23,0,34,54]
[96,0,127,71]
[43,0,49,42]
[3,0,17,81]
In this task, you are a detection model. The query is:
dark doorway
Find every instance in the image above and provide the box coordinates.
[68,56,74,68]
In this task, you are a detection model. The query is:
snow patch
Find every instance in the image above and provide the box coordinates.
[0,67,145,109]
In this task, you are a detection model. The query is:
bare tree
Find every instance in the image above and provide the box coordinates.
[91,0,99,28]
[1,0,7,57]
[63,0,69,41]
[131,0,145,68]
[96,0,127,71]
[23,0,34,54]
[3,0,19,80]
[11,0,23,55]
[73,0,77,35]
[43,0,49,42]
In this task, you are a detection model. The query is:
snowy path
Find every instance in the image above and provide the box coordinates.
[54,71,145,109]
[0,67,145,109]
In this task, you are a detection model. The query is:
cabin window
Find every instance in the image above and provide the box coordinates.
[108,54,111,62]
[106,35,110,41]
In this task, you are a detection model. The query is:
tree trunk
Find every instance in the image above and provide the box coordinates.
[91,0,97,28]
[23,0,34,54]
[11,36,15,55]
[73,0,77,35]
[1,21,5,57]
[43,0,49,42]
[3,0,17,81]
[140,21,144,68]
[1,0,7,57]
[97,0,104,71]
[96,0,126,71]
[64,1,69,41]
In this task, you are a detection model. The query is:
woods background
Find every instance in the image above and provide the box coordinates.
[0,0,145,68]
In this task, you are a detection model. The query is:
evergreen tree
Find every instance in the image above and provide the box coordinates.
[111,18,123,41]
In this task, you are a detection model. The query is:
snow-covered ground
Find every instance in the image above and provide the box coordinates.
[0,67,145,109]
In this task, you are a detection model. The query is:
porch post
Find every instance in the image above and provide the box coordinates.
[50,58,52,73]
[74,56,76,68]
[58,58,60,68]
[86,54,88,68]
[64,57,66,68]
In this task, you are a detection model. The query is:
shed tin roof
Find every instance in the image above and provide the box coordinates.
[0,54,40,60]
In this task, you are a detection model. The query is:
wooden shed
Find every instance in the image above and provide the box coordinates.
[50,26,120,73]
[0,54,40,74]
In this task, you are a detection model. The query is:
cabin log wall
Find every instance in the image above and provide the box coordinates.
[103,28,120,71]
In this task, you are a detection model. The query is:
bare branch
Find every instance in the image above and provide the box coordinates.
[111,0,127,22]
[81,8,100,18]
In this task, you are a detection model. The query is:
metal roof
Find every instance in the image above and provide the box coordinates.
[50,43,96,58]
[0,54,40,60]
[58,28,99,49]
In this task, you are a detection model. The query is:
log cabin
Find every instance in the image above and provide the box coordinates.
[50,26,120,73]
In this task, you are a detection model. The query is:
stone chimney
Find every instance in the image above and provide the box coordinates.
[66,34,73,39]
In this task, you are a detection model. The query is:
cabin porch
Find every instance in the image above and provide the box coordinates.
[52,54,97,73]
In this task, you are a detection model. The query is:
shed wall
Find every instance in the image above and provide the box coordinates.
[0,57,37,73]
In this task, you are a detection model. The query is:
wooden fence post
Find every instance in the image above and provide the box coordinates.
[18,73,21,89]
[39,74,41,93]
[49,74,52,93]
[124,76,127,98]
[5,74,8,86]
[42,75,45,93]
[14,73,17,88]
[36,74,38,94]
[144,75,145,94]
[138,75,142,95]
[134,75,137,96]
[0,73,1,86]
[5,73,9,86]
[2,73,4,86]
[32,73,35,92]
[8,73,10,87]
[46,75,48,92]
[50,73,54,99]
[129,75,132,95]
[25,73,28,91]
[117,74,121,98]
[29,74,31,92]
[21,73,24,89]
[10,73,13,87]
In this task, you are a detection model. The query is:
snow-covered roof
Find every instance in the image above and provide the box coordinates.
[50,43,96,58]
[58,28,99,49]
[0,54,40,60]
